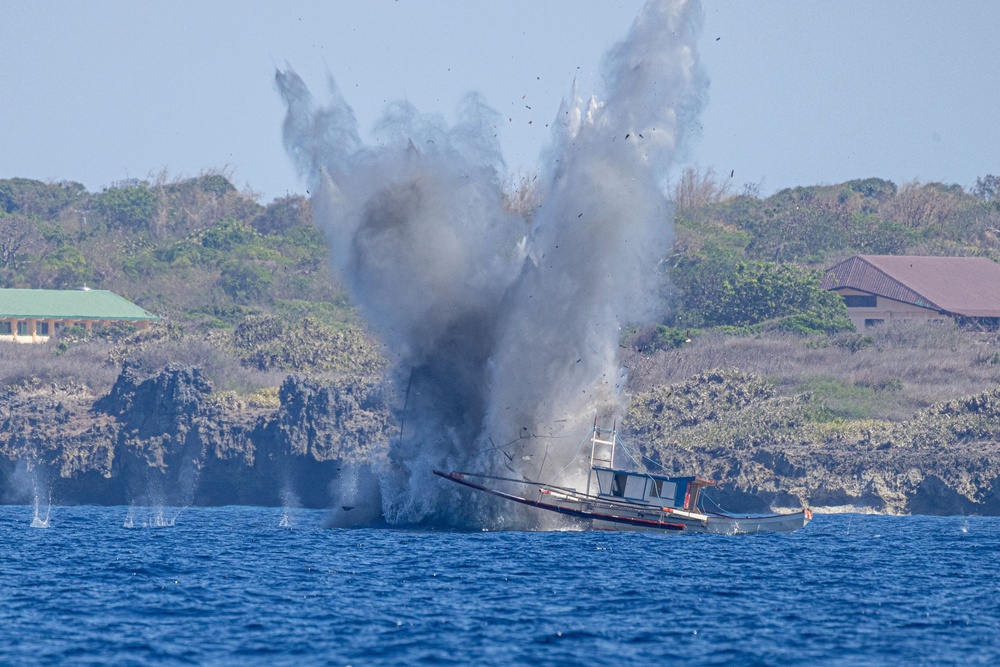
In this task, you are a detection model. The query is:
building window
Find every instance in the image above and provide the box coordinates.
[0,322,10,335]
[864,318,885,327]
[16,321,30,336]
[844,295,877,308]
[37,322,49,336]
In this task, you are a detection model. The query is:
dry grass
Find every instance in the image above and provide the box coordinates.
[0,335,291,398]
[624,321,1000,420]
[130,337,287,394]
[0,340,120,393]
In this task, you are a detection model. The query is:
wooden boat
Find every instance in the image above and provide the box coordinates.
[434,421,812,535]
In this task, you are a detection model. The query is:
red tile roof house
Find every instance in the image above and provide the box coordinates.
[821,255,1000,329]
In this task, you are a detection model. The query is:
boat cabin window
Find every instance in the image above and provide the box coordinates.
[654,480,679,506]
[611,473,628,497]
[624,475,647,500]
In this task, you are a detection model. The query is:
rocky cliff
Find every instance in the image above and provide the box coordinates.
[624,370,1000,515]
[3,364,1000,515]
[0,363,393,509]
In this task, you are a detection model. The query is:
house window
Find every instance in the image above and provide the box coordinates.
[16,321,30,336]
[37,322,49,336]
[844,295,877,308]
[0,322,10,335]
[864,318,885,327]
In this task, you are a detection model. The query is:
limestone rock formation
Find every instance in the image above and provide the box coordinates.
[0,364,395,508]
[3,363,1000,515]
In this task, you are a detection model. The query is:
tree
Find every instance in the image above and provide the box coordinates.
[92,181,157,230]
[39,245,91,288]
[973,175,1000,202]
[672,166,732,214]
[846,178,897,200]
[847,212,915,254]
[702,261,851,333]
[159,171,261,236]
[219,261,273,304]
[0,178,86,217]
[201,217,259,251]
[251,195,312,235]
[0,214,42,272]
[884,181,965,230]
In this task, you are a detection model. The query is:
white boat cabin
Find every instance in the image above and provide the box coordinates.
[591,467,714,511]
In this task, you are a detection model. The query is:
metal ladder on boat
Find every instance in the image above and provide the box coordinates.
[585,418,617,497]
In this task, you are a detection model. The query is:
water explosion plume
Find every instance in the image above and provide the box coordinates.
[277,0,707,528]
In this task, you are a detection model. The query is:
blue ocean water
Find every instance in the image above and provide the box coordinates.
[1,507,998,666]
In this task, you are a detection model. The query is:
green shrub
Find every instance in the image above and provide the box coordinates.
[833,332,875,354]
[772,312,854,336]
[40,245,91,288]
[202,218,260,251]
[232,314,383,376]
[219,261,273,304]
[0,178,86,217]
[93,181,156,230]
[801,377,875,422]
[698,261,852,334]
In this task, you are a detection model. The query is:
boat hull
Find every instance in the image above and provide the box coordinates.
[434,470,811,535]
[592,511,809,535]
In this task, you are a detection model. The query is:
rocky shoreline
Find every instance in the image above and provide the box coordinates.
[0,363,393,509]
[626,370,1000,516]
[3,364,999,516]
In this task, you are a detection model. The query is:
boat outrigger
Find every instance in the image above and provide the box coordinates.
[434,420,812,535]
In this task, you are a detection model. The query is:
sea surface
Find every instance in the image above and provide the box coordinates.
[1,507,998,666]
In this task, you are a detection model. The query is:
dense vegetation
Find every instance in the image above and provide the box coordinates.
[4,169,1000,511]
[663,171,1000,329]
[0,173,341,323]
[0,172,370,392]
[2,168,999,425]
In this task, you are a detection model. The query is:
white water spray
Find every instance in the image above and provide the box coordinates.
[123,506,184,529]
[278,0,707,527]
[30,490,51,529]
[279,485,301,528]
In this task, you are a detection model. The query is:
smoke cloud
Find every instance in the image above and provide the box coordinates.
[277,0,707,528]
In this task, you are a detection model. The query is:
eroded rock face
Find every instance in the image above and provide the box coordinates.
[626,371,1000,515]
[3,364,1000,515]
[0,365,394,509]
[261,375,391,462]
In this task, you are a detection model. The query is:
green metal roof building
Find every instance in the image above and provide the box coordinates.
[0,288,159,343]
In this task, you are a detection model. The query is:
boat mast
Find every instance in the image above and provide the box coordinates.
[586,416,617,497]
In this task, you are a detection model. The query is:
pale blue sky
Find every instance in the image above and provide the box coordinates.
[2,1,998,202]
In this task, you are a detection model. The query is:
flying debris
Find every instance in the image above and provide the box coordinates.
[277,0,708,528]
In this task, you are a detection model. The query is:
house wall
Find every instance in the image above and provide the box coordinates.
[0,318,49,343]
[835,288,948,329]
[0,318,151,343]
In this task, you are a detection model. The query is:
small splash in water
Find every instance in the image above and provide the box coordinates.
[30,510,50,529]
[30,493,51,529]
[123,507,183,529]
[279,486,301,528]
